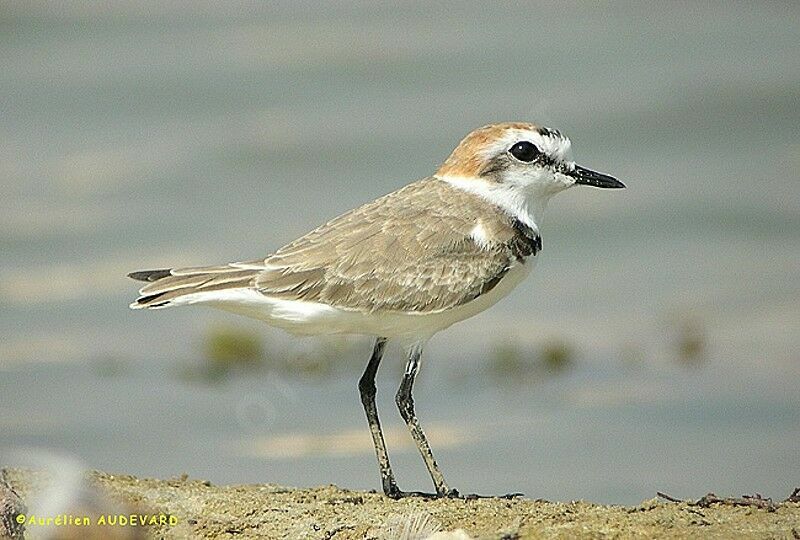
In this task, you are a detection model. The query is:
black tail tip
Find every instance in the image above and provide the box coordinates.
[128,269,172,282]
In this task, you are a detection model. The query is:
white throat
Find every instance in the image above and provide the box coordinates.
[436,175,550,233]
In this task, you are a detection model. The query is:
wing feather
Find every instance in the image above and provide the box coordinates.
[129,177,539,312]
[254,177,527,313]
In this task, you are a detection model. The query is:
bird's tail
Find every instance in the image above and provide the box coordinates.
[128,264,258,309]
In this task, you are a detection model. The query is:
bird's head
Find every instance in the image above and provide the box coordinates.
[436,122,624,209]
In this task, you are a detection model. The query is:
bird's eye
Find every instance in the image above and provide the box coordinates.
[508,141,540,162]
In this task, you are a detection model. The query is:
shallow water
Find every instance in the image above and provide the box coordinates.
[1,2,799,504]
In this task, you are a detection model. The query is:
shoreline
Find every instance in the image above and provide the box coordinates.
[3,469,799,539]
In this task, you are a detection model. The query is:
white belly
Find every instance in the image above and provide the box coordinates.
[174,259,535,345]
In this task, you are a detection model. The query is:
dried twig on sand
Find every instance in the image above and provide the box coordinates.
[657,488,800,512]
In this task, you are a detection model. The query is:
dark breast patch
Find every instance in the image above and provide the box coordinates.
[509,218,542,260]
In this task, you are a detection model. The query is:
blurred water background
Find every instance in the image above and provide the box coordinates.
[1,2,798,505]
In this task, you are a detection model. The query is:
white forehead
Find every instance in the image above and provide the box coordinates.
[483,127,572,162]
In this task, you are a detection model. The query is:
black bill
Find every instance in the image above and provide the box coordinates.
[570,164,625,189]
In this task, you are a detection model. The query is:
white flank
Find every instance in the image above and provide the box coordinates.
[156,261,534,345]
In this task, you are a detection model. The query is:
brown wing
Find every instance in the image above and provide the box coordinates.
[130,177,538,312]
[254,177,525,313]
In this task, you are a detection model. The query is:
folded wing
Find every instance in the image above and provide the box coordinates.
[129,177,536,313]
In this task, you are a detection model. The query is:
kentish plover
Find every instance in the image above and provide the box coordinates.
[129,122,624,498]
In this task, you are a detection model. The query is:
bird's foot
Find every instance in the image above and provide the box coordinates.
[383,483,454,499]
[433,487,525,500]
[386,489,439,500]
[384,485,522,500]
[461,491,524,500]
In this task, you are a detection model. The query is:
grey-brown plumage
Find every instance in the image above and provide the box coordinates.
[129,121,623,499]
[130,176,540,312]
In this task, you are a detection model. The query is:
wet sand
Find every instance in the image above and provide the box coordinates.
[3,469,798,539]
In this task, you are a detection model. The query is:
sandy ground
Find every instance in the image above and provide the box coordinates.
[2,469,799,539]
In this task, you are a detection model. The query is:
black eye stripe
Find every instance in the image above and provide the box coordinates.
[508,141,540,162]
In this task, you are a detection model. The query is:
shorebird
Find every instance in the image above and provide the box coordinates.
[128,122,624,498]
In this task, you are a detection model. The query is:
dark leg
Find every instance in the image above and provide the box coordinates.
[358,337,401,497]
[395,344,458,498]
